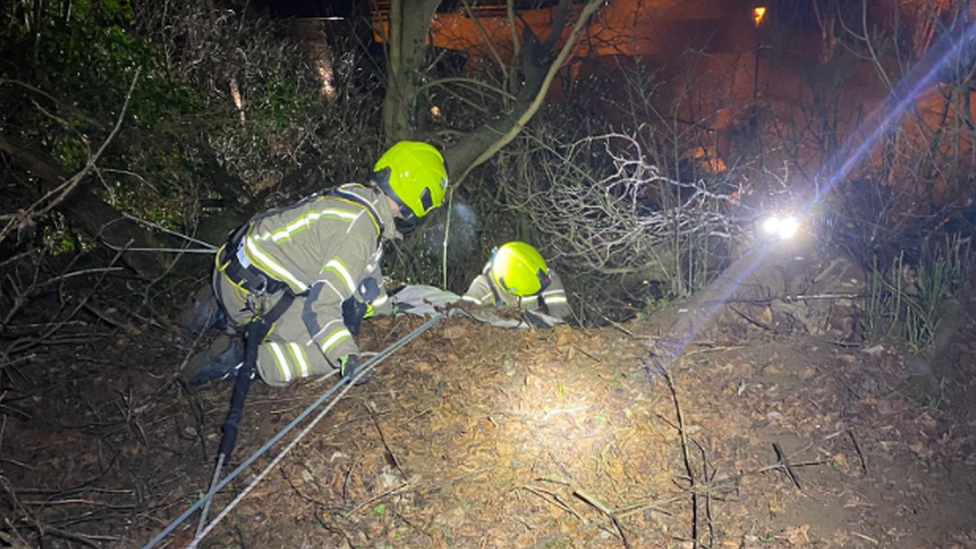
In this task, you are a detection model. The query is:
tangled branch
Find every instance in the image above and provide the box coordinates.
[499,133,739,288]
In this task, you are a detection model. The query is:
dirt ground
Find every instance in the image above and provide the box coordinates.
[2,288,976,549]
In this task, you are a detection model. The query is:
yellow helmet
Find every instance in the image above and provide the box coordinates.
[373,141,448,221]
[488,242,552,297]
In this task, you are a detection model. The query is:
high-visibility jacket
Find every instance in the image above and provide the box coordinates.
[232,184,397,368]
[461,267,571,321]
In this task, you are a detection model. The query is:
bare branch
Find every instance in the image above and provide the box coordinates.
[0,69,141,246]
[454,0,604,186]
[497,132,738,291]
[461,0,509,80]
[419,77,517,101]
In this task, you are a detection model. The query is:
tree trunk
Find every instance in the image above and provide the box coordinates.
[381,0,601,182]
[0,134,167,279]
[382,0,442,143]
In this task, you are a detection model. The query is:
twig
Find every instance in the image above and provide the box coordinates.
[36,266,124,289]
[0,79,105,128]
[342,455,360,505]
[102,246,216,254]
[571,344,601,362]
[691,437,715,549]
[602,314,637,338]
[20,499,137,509]
[772,442,803,490]
[680,345,741,360]
[728,304,776,332]
[847,429,868,476]
[1,479,36,545]
[346,466,495,517]
[527,456,832,549]
[452,0,606,187]
[459,0,508,79]
[2,246,128,366]
[655,358,700,548]
[523,494,686,549]
[0,521,33,549]
[522,485,586,524]
[0,69,141,244]
[314,510,359,549]
[573,489,632,549]
[43,527,118,548]
[0,248,41,272]
[703,293,870,305]
[365,401,407,480]
[38,246,130,346]
[851,531,880,545]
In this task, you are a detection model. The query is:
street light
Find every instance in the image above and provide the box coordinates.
[753,6,767,104]
[753,6,767,27]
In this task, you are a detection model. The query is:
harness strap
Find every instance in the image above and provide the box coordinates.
[219,185,383,321]
[218,225,288,296]
[261,291,296,326]
[329,187,385,244]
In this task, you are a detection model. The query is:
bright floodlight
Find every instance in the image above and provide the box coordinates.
[762,215,799,240]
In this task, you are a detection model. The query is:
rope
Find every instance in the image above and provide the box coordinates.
[103,245,217,254]
[138,313,443,549]
[189,358,367,548]
[121,212,218,250]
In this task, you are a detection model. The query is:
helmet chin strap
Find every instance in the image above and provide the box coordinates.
[487,246,498,278]
[394,216,419,235]
[536,268,551,293]
[372,168,418,234]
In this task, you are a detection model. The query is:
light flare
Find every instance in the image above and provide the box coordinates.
[761,215,799,240]
[645,18,976,377]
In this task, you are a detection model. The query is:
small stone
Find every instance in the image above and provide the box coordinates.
[860,377,878,392]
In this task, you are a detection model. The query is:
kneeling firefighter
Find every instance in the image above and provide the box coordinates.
[462,242,571,323]
[189,141,448,386]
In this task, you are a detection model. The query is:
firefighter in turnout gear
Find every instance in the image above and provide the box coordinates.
[462,242,571,323]
[189,141,448,386]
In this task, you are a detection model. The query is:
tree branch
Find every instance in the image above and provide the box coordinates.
[0,69,141,244]
[451,0,603,187]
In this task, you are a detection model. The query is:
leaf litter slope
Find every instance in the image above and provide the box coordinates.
[3,307,976,548]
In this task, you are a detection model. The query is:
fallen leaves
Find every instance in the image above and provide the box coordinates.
[781,523,811,545]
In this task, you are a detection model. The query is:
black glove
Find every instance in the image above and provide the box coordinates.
[358,278,380,301]
[341,278,383,335]
[340,354,373,385]
[341,297,369,336]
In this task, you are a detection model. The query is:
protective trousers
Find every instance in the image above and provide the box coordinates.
[214,269,333,386]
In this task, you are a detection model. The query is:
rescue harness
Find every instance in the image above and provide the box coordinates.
[215,185,385,325]
[196,185,388,534]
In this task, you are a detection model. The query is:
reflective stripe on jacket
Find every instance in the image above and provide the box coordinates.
[462,268,571,321]
[242,184,396,365]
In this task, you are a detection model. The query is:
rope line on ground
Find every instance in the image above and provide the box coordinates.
[138,313,443,549]
[190,353,370,548]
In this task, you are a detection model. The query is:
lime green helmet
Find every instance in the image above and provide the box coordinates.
[373,141,448,222]
[488,242,552,297]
